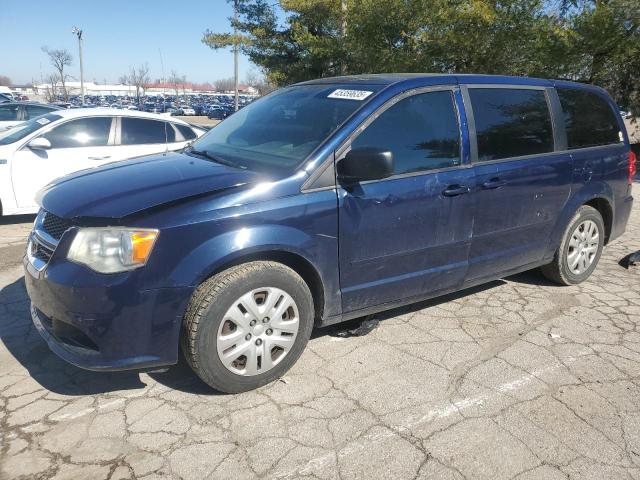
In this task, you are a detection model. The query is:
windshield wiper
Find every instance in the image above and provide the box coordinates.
[187,148,246,169]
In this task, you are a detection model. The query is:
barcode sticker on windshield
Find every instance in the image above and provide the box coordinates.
[328,89,373,101]
[36,118,50,125]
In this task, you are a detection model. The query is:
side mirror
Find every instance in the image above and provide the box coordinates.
[337,147,393,183]
[27,137,52,150]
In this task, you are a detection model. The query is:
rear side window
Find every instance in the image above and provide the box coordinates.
[557,88,621,149]
[469,88,553,161]
[175,123,197,141]
[25,105,54,120]
[0,104,20,121]
[351,90,461,175]
[121,118,171,145]
[43,117,112,148]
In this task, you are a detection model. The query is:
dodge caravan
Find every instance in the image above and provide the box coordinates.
[24,74,635,393]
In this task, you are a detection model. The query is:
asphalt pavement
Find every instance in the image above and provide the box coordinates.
[1,201,639,479]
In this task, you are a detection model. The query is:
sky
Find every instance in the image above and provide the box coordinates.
[0,0,257,86]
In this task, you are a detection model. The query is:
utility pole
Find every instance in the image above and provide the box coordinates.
[233,0,239,111]
[72,26,85,105]
[341,0,347,75]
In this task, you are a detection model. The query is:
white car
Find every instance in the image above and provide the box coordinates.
[0,108,205,215]
[179,106,196,116]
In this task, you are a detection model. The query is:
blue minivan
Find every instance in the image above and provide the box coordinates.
[24,74,635,392]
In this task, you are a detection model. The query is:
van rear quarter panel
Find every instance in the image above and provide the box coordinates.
[544,144,629,258]
[544,84,631,255]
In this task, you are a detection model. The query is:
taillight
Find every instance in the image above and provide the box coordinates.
[629,150,637,185]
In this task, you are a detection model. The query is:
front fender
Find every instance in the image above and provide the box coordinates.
[166,223,341,319]
[544,181,613,260]
[172,225,315,284]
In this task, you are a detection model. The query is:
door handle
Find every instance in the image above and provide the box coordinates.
[481,178,507,189]
[88,155,111,160]
[442,185,470,197]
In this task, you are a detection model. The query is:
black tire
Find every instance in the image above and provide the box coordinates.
[540,205,605,285]
[182,261,314,393]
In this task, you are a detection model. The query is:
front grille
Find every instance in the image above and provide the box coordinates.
[42,212,72,240]
[32,242,54,262]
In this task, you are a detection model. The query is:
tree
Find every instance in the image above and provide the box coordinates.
[245,70,275,95]
[42,47,72,101]
[0,75,11,87]
[181,75,188,97]
[123,64,150,105]
[169,70,182,100]
[560,0,640,113]
[202,0,640,114]
[43,73,60,103]
[203,0,345,86]
[215,77,237,92]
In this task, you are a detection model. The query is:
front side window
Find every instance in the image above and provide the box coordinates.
[350,90,461,175]
[43,117,112,148]
[0,104,20,121]
[121,118,171,145]
[191,84,383,174]
[175,123,197,141]
[557,88,621,149]
[469,88,554,161]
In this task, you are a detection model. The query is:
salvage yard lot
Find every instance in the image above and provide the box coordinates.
[1,199,639,480]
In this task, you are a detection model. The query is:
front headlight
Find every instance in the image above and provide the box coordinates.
[67,228,159,274]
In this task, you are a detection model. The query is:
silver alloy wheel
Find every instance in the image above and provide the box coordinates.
[566,219,599,275]
[216,287,300,376]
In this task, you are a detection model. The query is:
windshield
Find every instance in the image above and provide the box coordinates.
[190,84,382,174]
[0,113,62,145]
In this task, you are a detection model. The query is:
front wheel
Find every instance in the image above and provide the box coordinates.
[541,205,605,285]
[182,261,314,393]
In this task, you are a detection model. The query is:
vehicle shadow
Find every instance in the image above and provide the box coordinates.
[0,268,558,396]
[0,275,224,395]
[0,214,36,225]
[318,279,507,338]
[505,268,562,287]
[0,276,147,395]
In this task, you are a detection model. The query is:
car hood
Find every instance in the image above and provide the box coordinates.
[38,152,261,219]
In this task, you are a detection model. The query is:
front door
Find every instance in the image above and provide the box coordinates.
[11,116,115,208]
[463,86,572,280]
[338,88,474,313]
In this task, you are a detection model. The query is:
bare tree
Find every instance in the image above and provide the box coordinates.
[123,64,150,105]
[181,75,188,98]
[42,47,72,101]
[215,77,236,93]
[0,75,11,87]
[245,71,275,96]
[169,70,182,101]
[43,73,60,103]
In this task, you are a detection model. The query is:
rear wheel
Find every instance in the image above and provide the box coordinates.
[182,261,314,393]
[541,205,604,285]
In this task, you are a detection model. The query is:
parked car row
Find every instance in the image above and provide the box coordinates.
[48,92,255,115]
[0,109,205,215]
